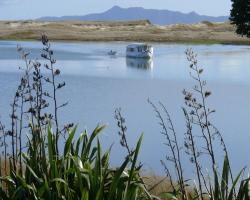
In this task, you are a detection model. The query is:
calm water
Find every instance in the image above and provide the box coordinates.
[1,40,250,176]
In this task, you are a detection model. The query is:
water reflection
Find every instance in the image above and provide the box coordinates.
[126,57,153,70]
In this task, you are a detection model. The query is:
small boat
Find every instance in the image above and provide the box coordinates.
[126,43,153,58]
[108,50,117,56]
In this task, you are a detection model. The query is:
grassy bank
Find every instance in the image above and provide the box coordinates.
[0,20,250,44]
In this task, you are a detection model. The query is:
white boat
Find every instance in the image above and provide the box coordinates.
[126,43,153,58]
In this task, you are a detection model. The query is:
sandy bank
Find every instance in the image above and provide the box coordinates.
[0,20,249,44]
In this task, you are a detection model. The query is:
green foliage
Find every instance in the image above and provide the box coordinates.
[208,155,245,200]
[0,125,153,200]
[230,0,250,37]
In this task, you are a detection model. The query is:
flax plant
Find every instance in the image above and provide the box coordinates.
[149,48,249,200]
[148,100,187,200]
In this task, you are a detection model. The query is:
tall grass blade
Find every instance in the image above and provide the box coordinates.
[221,155,229,199]
[228,168,245,199]
[107,154,131,200]
[64,126,77,157]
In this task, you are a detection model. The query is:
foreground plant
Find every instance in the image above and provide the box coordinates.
[150,49,250,200]
[0,124,154,200]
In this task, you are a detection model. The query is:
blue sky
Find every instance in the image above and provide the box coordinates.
[0,0,232,20]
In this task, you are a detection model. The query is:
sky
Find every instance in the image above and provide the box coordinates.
[0,0,232,20]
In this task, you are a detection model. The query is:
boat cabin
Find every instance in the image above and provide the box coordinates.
[126,43,153,58]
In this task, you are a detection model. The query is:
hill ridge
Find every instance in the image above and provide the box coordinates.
[37,6,229,25]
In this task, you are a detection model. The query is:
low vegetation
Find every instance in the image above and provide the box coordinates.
[1,20,250,44]
[0,36,250,200]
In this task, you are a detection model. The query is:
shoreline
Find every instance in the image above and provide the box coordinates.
[0,20,250,45]
[1,37,250,46]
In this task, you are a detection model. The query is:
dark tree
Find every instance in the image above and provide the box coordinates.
[230,0,250,37]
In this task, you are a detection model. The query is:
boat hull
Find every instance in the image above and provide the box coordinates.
[126,52,153,58]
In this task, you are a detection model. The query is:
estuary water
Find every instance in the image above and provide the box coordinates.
[1,40,250,177]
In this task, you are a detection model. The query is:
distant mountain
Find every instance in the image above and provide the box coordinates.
[38,6,228,25]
